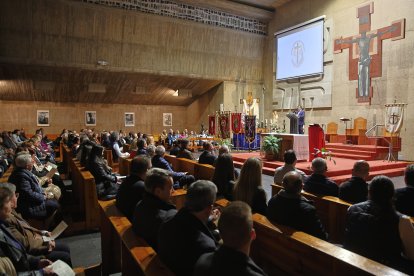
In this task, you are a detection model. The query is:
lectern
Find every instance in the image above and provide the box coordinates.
[287,112,298,134]
[308,124,325,162]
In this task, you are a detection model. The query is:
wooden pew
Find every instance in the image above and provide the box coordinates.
[118,157,131,176]
[215,199,404,275]
[252,213,404,276]
[69,157,100,231]
[194,163,215,181]
[98,199,174,276]
[164,154,178,172]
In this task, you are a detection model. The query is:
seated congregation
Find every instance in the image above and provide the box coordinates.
[1,127,413,275]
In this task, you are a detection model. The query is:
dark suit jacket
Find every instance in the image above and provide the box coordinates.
[198,151,217,166]
[194,245,267,276]
[151,155,185,180]
[116,175,145,220]
[267,191,327,240]
[304,173,339,197]
[169,146,180,157]
[394,186,414,217]
[158,208,217,276]
[177,149,195,160]
[136,148,147,156]
[132,192,177,250]
[339,176,368,204]
[250,188,267,216]
[8,168,47,219]
[344,201,403,270]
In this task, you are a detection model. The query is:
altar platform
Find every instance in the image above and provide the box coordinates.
[231,143,408,184]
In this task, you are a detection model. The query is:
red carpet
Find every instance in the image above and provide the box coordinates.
[231,151,408,184]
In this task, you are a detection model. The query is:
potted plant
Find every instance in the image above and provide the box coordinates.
[262,136,282,160]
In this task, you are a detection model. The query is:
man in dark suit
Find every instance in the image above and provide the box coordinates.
[304,158,338,197]
[177,139,195,160]
[339,160,369,203]
[158,180,219,276]
[132,168,177,250]
[152,145,194,188]
[8,154,59,219]
[267,171,328,240]
[136,138,147,156]
[195,201,267,276]
[395,164,414,216]
[116,155,151,220]
[198,142,217,166]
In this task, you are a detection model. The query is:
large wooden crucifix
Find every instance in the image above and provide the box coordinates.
[334,2,405,104]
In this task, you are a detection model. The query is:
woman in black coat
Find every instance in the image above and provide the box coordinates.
[87,145,118,200]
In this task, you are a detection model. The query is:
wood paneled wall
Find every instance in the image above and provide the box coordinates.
[0,0,265,82]
[0,101,188,135]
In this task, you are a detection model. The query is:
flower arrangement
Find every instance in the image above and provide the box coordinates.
[314,148,336,165]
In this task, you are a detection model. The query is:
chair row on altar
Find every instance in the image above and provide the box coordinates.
[325,117,368,144]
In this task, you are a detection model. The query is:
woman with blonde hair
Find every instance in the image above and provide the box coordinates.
[233,157,267,215]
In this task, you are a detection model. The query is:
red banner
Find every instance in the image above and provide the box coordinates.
[208,115,216,135]
[219,113,230,139]
[231,113,242,133]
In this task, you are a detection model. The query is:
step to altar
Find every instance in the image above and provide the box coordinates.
[325,143,391,160]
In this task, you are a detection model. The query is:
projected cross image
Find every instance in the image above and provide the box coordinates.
[275,17,324,80]
[291,40,305,67]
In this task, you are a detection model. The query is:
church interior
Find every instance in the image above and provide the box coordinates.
[0,0,413,275]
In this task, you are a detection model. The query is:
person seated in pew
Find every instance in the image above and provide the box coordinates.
[195,201,266,276]
[395,164,414,217]
[169,140,180,156]
[267,171,328,240]
[198,142,217,166]
[344,175,414,273]
[8,154,59,220]
[152,146,195,189]
[176,139,195,161]
[116,155,151,220]
[0,187,55,275]
[136,138,147,156]
[217,145,229,156]
[339,160,369,204]
[158,180,219,276]
[0,183,72,267]
[303,158,338,197]
[86,145,119,200]
[273,150,307,184]
[212,154,236,201]
[132,168,177,250]
[109,131,130,163]
[146,145,156,158]
[233,157,267,215]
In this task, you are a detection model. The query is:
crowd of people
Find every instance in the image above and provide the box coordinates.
[1,126,413,274]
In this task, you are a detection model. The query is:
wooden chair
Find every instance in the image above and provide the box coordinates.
[346,117,367,144]
[326,122,338,143]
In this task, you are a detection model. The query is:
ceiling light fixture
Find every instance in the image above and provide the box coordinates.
[172,89,179,96]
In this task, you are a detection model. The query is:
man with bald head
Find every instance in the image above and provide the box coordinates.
[303,157,338,197]
[339,160,369,203]
[267,171,327,240]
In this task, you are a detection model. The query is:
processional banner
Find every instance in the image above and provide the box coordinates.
[219,113,230,139]
[208,115,216,135]
[231,113,242,134]
[385,103,405,134]
[244,115,256,143]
